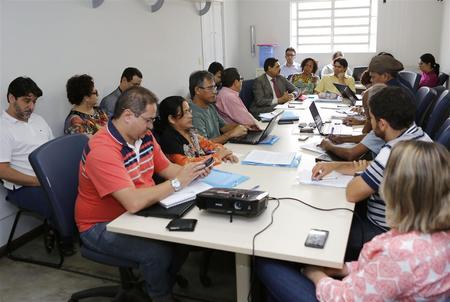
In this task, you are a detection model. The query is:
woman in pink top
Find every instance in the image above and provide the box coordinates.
[256,140,450,301]
[418,53,440,88]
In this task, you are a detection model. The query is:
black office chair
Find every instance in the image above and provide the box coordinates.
[28,134,146,301]
[435,118,450,150]
[399,71,421,91]
[415,87,437,127]
[437,72,449,87]
[433,85,447,98]
[424,91,450,139]
[240,79,255,110]
[351,66,368,82]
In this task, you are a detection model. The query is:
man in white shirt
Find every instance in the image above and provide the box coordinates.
[0,77,72,252]
[280,47,301,78]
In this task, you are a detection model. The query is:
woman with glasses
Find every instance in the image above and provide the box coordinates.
[156,96,238,165]
[418,53,440,88]
[64,74,108,136]
[257,140,450,301]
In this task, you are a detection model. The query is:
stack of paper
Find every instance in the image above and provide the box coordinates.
[260,110,300,122]
[297,169,353,188]
[159,181,212,208]
[242,150,298,167]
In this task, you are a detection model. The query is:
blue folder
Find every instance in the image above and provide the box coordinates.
[201,169,249,188]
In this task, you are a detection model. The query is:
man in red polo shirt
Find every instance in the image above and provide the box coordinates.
[75,87,209,302]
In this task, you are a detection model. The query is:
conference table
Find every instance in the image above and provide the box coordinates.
[107,100,356,301]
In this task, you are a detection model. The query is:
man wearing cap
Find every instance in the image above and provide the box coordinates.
[252,57,299,116]
[368,54,417,105]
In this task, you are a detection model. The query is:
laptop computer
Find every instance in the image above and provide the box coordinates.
[229,110,283,144]
[333,83,361,106]
[351,66,367,83]
[135,200,196,219]
[309,102,353,136]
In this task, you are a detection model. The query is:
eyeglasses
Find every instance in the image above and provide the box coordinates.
[139,115,157,124]
[90,90,99,96]
[199,85,217,92]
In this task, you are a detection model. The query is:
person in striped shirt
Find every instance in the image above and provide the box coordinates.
[311,86,432,261]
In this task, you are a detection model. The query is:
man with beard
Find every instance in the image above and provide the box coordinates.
[0,77,75,252]
[311,86,432,261]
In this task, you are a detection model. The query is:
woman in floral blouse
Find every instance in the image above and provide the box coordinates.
[290,57,319,94]
[256,140,450,301]
[156,96,238,166]
[64,74,108,136]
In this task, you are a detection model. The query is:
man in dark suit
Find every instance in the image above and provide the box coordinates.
[251,57,299,116]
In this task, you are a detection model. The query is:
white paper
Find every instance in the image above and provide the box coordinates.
[297,169,353,188]
[243,150,296,166]
[159,181,212,208]
[300,142,357,154]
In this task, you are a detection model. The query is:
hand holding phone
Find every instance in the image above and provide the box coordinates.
[204,157,215,168]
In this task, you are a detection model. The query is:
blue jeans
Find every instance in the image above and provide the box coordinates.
[80,222,188,300]
[255,257,318,302]
[7,186,52,218]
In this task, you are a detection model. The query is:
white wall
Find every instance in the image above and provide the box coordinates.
[440,0,450,86]
[0,0,239,248]
[223,0,240,68]
[236,0,443,79]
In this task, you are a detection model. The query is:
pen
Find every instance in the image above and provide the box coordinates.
[328,127,334,139]
[250,185,260,190]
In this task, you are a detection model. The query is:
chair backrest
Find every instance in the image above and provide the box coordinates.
[415,87,437,126]
[351,66,367,82]
[435,118,450,150]
[399,71,421,91]
[437,72,449,87]
[29,134,89,239]
[433,85,447,98]
[239,79,255,110]
[424,90,450,139]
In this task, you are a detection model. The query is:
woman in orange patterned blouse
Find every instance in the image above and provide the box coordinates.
[64,74,108,136]
[290,58,319,94]
[156,96,238,166]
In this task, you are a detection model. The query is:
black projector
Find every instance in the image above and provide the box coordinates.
[196,188,269,218]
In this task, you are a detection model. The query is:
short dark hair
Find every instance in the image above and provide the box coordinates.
[112,86,158,119]
[264,57,279,71]
[189,70,214,98]
[333,57,348,69]
[121,67,142,82]
[207,62,224,76]
[7,77,42,102]
[369,86,416,130]
[285,47,296,54]
[301,58,318,74]
[221,68,240,88]
[66,74,95,106]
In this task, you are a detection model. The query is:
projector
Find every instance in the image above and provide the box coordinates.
[196,188,269,218]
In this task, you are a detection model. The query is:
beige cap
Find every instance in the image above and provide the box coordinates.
[368,55,404,74]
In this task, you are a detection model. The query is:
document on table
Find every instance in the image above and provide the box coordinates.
[159,181,212,208]
[300,142,356,154]
[297,169,353,188]
[242,150,296,166]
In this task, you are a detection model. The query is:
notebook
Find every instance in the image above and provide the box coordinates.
[135,200,196,219]
[229,110,283,144]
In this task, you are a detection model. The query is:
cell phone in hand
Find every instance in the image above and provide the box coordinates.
[204,157,215,168]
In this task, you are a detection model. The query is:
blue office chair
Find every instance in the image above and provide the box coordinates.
[435,118,450,150]
[399,71,421,91]
[240,79,255,110]
[437,72,449,87]
[415,87,437,127]
[424,91,450,139]
[28,134,144,301]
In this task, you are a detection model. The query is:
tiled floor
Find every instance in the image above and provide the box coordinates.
[0,235,237,302]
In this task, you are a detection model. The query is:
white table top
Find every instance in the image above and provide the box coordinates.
[107,104,355,268]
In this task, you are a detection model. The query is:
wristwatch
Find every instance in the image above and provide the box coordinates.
[170,178,182,192]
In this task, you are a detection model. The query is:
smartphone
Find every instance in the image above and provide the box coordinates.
[298,135,310,141]
[204,157,215,168]
[278,120,294,125]
[166,218,197,232]
[304,229,329,249]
